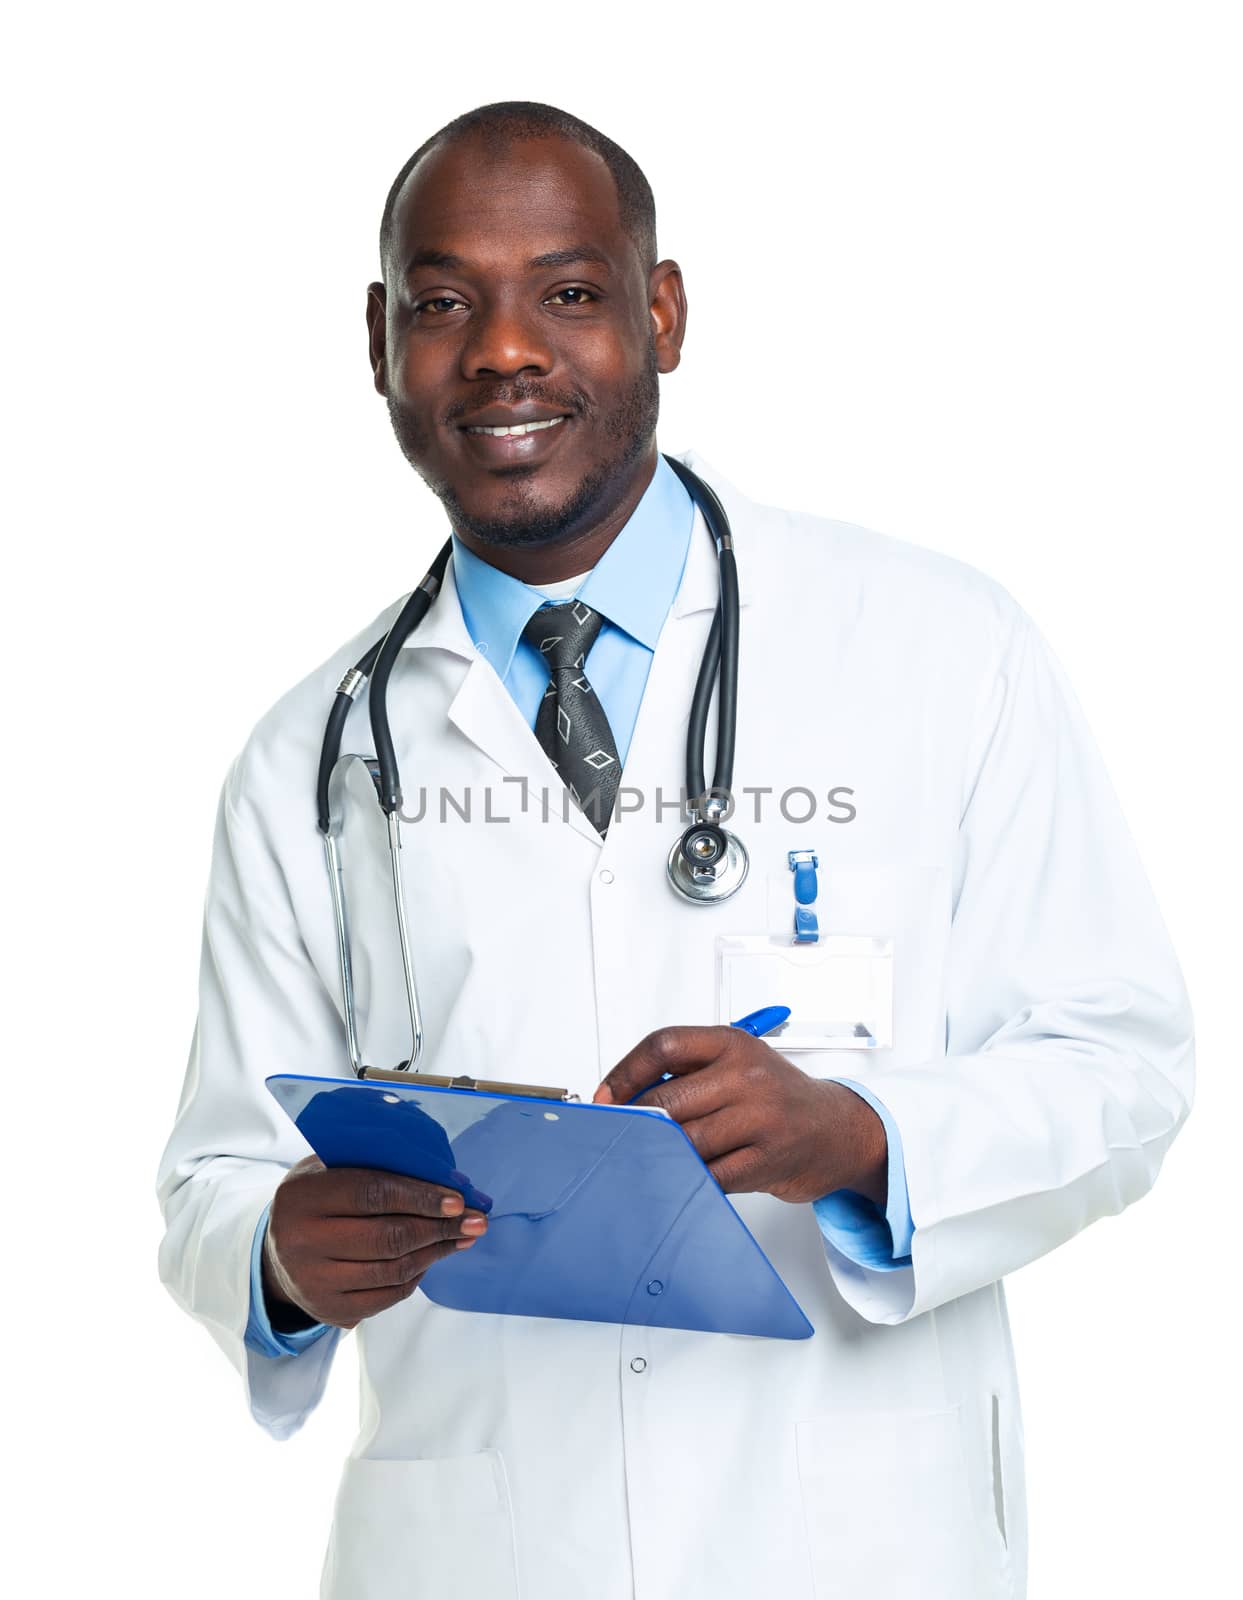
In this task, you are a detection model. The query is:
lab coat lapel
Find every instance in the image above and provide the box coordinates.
[400,558,604,849]
[446,657,606,849]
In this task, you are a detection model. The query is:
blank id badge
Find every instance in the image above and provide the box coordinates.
[715,934,894,1051]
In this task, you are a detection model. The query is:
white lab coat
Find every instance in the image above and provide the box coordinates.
[157,451,1193,1600]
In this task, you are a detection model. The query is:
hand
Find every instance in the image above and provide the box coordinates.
[594,1027,888,1207]
[261,1155,488,1331]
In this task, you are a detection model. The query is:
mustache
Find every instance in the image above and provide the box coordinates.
[442,384,590,427]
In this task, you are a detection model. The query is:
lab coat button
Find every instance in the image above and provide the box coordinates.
[629,1356,647,1373]
[646,1280,663,1296]
[599,869,615,884]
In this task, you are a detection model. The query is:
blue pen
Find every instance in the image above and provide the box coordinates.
[623,1006,792,1103]
[731,1005,792,1038]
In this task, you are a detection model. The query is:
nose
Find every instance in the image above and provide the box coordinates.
[460,294,553,381]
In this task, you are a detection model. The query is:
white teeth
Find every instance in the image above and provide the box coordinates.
[466,416,567,437]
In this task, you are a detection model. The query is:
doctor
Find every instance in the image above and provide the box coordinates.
[157,101,1194,1600]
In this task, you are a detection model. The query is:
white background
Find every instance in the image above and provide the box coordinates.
[5,2,1240,1594]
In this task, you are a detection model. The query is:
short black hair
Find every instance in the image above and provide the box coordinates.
[379,101,657,276]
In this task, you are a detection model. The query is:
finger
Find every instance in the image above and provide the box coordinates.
[630,1068,734,1122]
[322,1210,488,1261]
[285,1154,327,1180]
[705,1145,764,1194]
[329,1247,461,1323]
[594,1026,737,1107]
[676,1105,753,1163]
[322,1168,471,1219]
[338,1236,468,1293]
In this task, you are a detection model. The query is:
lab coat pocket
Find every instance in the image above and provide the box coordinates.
[795,1406,1007,1599]
[762,859,950,1070]
[321,1450,519,1600]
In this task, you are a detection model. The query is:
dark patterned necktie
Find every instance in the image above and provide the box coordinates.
[522,600,620,837]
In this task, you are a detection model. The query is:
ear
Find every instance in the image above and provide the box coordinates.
[648,259,687,374]
[365,281,389,396]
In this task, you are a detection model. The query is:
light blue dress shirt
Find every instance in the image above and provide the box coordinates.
[245,456,911,1357]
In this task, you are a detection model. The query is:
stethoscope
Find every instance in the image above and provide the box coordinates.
[316,455,746,1077]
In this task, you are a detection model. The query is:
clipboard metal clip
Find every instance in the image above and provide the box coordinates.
[359,1065,578,1101]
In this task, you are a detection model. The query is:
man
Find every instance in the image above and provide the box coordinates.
[157,102,1193,1600]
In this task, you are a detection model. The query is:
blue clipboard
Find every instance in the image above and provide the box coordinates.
[266,1074,813,1340]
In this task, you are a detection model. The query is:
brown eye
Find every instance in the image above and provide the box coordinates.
[545,286,597,306]
[415,296,467,315]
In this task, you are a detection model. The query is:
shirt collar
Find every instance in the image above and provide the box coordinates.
[451,453,695,681]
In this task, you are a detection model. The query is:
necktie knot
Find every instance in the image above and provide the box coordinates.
[521,600,604,672]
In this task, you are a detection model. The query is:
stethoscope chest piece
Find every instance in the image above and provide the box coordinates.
[667,822,750,904]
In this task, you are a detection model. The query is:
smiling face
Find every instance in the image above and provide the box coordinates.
[367,134,686,560]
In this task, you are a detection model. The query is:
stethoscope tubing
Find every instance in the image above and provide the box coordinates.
[314,540,451,834]
[370,541,454,816]
[316,635,382,834]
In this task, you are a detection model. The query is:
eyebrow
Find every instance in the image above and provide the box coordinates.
[404,244,613,278]
[405,248,467,274]
[526,245,612,270]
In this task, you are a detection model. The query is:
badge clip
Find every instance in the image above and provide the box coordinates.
[788,849,820,943]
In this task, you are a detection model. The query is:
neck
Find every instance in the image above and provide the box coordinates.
[455,445,659,585]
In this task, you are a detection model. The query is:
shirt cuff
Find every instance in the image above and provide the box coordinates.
[810,1079,915,1270]
[243,1203,333,1359]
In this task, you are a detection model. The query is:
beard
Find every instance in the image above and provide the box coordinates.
[385,344,661,550]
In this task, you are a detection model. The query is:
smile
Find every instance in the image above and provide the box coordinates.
[464,417,568,437]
